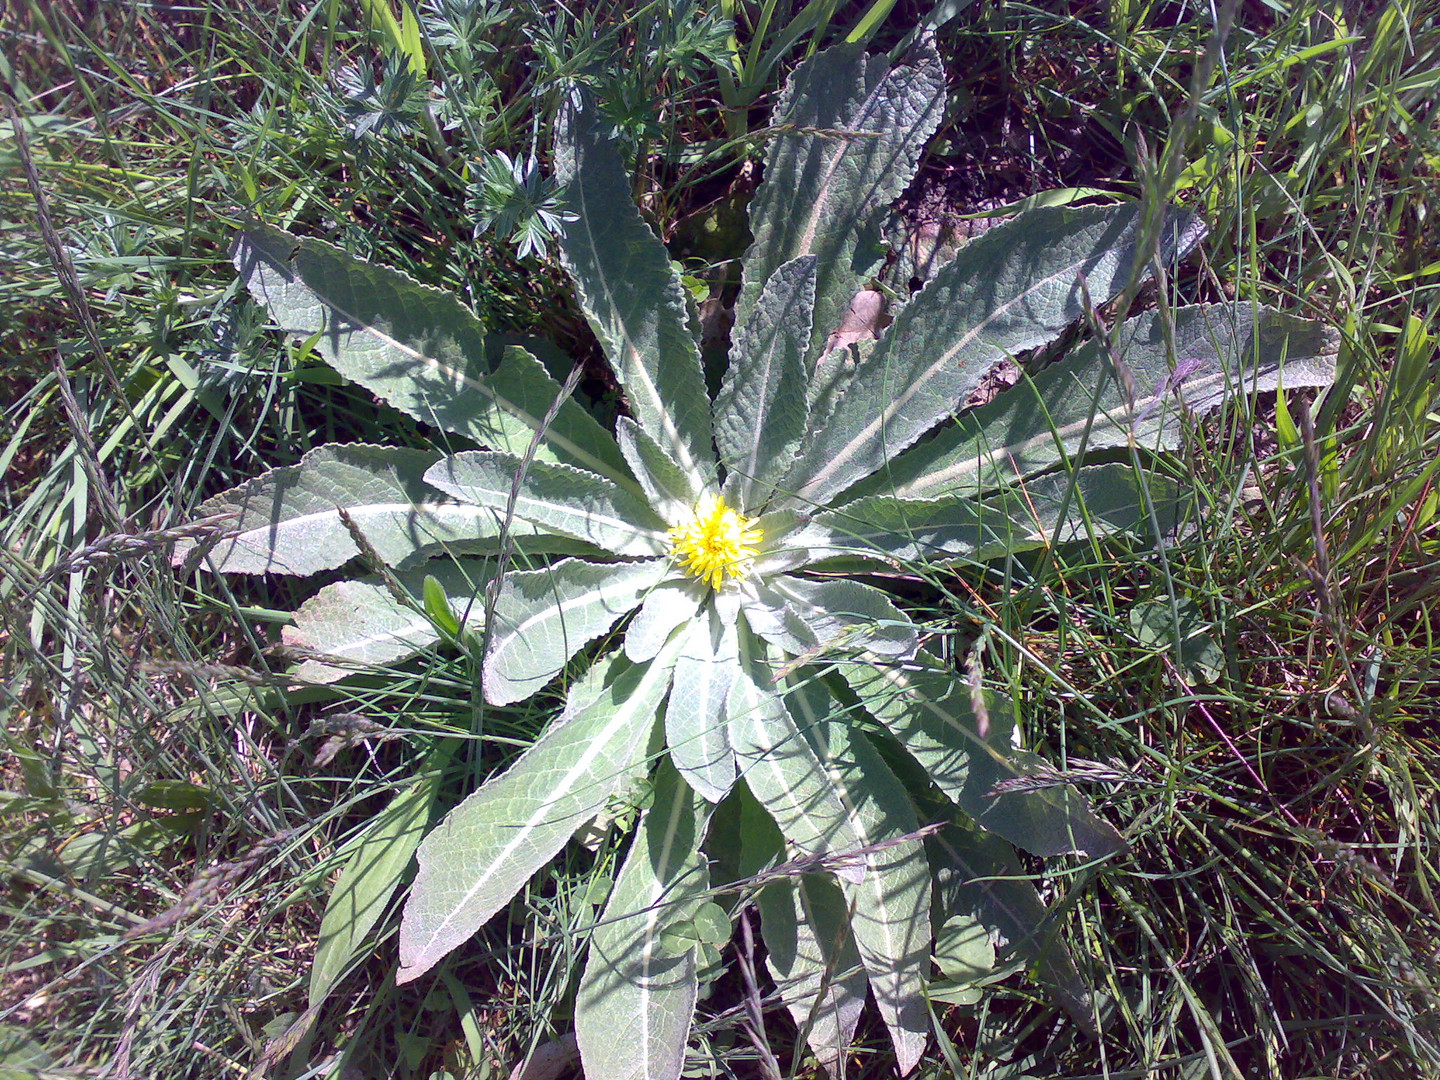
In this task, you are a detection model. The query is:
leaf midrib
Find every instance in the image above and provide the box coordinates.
[441,474,667,553]
[231,500,479,536]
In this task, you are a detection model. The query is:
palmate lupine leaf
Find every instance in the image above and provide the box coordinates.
[783,205,1206,508]
[575,760,710,1080]
[715,254,815,511]
[839,654,1126,859]
[398,641,682,983]
[284,558,494,683]
[173,444,503,575]
[788,686,932,1074]
[851,302,1340,502]
[554,103,716,488]
[737,43,946,366]
[425,451,669,556]
[233,227,628,482]
[484,558,672,706]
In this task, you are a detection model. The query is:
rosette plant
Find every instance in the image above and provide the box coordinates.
[183,43,1337,1078]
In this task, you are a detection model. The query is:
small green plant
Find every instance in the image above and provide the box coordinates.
[181,43,1337,1076]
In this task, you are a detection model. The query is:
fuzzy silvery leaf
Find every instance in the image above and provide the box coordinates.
[788,687,931,1073]
[575,759,709,1080]
[714,255,815,511]
[855,302,1340,501]
[484,558,671,706]
[174,444,502,576]
[194,40,1345,1070]
[737,578,824,657]
[399,643,680,983]
[616,417,698,525]
[783,204,1206,508]
[759,872,868,1071]
[930,821,1097,1036]
[738,754,869,1072]
[738,43,946,366]
[554,103,717,487]
[624,580,706,664]
[749,506,814,567]
[769,576,918,659]
[729,634,865,884]
[425,451,668,557]
[284,559,493,682]
[666,610,739,803]
[801,463,1179,566]
[233,227,628,481]
[841,654,1125,859]
[735,789,869,1068]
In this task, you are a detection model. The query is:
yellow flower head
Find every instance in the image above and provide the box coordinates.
[668,493,763,590]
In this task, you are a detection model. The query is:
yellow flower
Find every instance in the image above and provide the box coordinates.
[668,494,763,590]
